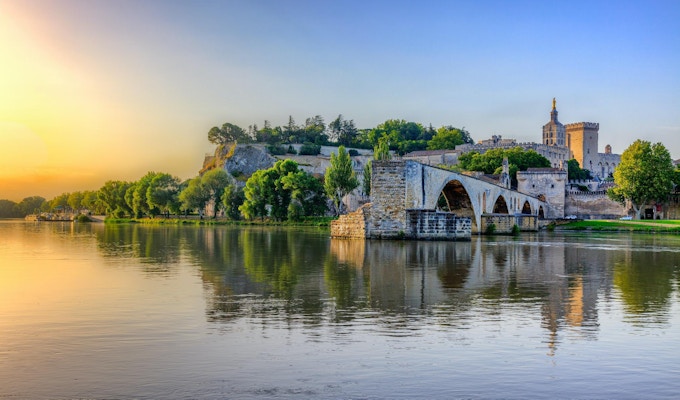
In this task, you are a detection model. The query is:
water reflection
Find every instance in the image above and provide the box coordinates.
[91,225,680,352]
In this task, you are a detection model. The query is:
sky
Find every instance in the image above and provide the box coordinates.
[1,0,679,201]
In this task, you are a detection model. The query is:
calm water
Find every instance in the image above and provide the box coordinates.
[0,220,678,399]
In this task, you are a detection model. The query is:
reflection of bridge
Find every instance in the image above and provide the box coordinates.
[332,160,563,238]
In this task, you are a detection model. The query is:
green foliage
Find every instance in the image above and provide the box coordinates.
[17,196,46,216]
[240,159,326,221]
[298,142,321,155]
[324,146,359,215]
[567,159,592,180]
[373,138,391,161]
[427,126,468,150]
[98,181,133,217]
[147,172,182,217]
[266,144,287,155]
[458,147,551,185]
[511,224,520,235]
[329,114,358,146]
[485,223,496,235]
[76,214,92,222]
[287,145,297,154]
[362,160,372,196]
[179,169,232,219]
[608,140,675,219]
[0,199,21,218]
[208,122,251,146]
[221,184,245,220]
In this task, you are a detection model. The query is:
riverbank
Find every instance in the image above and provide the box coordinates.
[556,219,680,233]
[104,216,335,227]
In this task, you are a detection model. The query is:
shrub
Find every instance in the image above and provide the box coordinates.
[511,224,520,235]
[485,223,496,234]
[287,145,297,155]
[266,144,286,155]
[76,214,92,222]
[299,142,321,155]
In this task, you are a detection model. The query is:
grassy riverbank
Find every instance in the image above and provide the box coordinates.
[104,216,335,227]
[557,219,680,233]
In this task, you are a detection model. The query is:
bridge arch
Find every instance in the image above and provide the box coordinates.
[492,195,509,214]
[438,179,478,231]
[538,206,545,219]
[521,200,532,214]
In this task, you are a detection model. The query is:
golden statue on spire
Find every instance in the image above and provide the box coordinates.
[552,97,556,110]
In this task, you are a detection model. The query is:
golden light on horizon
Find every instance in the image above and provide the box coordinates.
[0,7,122,200]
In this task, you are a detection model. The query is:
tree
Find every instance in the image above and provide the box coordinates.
[239,169,271,220]
[16,196,46,216]
[566,159,592,180]
[97,181,133,217]
[324,146,359,215]
[239,159,326,221]
[302,115,327,144]
[427,126,465,150]
[283,115,300,143]
[48,193,70,212]
[281,170,327,220]
[607,140,675,219]
[458,147,550,186]
[221,184,245,220]
[208,123,249,145]
[374,138,391,161]
[200,169,232,218]
[68,192,84,213]
[0,199,21,218]
[362,160,372,197]
[368,119,426,154]
[131,173,159,218]
[329,114,359,146]
[179,177,209,219]
[147,173,181,218]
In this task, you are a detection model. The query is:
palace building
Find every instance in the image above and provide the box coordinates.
[454,99,620,179]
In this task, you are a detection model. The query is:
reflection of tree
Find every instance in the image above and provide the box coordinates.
[95,224,179,275]
[613,251,676,323]
[194,227,331,323]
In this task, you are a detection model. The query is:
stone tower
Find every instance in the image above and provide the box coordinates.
[565,122,599,173]
[542,98,566,146]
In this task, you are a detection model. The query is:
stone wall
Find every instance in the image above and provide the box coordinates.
[406,210,471,240]
[330,204,370,238]
[367,161,409,238]
[480,214,538,233]
[564,192,627,219]
[516,169,567,218]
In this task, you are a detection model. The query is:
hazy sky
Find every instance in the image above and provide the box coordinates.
[1,0,679,201]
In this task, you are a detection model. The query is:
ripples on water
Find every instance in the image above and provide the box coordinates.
[0,221,679,399]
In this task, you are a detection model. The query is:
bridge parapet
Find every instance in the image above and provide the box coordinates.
[331,160,554,239]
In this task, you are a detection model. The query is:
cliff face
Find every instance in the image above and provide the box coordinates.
[204,143,372,180]
[221,144,276,177]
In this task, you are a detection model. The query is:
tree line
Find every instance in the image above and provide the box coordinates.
[208,115,474,155]
[1,145,364,222]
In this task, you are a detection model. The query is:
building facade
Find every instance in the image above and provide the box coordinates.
[458,99,620,180]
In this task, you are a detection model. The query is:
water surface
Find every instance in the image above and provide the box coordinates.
[1,221,678,399]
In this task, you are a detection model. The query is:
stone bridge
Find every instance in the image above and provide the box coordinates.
[332,160,564,239]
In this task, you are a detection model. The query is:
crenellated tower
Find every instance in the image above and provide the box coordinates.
[565,122,599,173]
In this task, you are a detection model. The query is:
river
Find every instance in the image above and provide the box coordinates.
[1,220,678,399]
